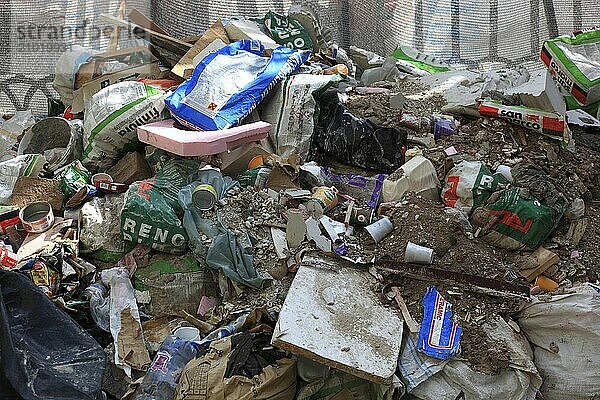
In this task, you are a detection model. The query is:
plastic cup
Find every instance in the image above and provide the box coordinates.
[364,217,394,243]
[174,326,200,342]
[404,242,434,264]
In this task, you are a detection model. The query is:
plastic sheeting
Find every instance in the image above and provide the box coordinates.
[0,270,106,400]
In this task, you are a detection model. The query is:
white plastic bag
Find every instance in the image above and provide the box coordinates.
[399,317,541,400]
[516,284,600,399]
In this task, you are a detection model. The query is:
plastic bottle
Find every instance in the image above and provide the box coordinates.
[82,283,110,332]
[133,335,198,400]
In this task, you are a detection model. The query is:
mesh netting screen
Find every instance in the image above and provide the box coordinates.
[0,0,598,114]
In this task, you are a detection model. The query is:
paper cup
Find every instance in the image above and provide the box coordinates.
[364,217,393,243]
[174,326,200,342]
[404,242,434,264]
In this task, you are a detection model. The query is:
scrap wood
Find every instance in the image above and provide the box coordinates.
[518,246,560,282]
[390,286,419,333]
[566,217,588,246]
[100,14,192,56]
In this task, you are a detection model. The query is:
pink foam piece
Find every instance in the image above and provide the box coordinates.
[137,119,271,156]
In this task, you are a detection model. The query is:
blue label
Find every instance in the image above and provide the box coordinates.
[418,286,462,359]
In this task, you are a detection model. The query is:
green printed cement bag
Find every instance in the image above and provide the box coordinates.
[442,161,508,215]
[121,160,199,254]
[253,11,313,50]
[481,188,557,250]
[82,81,165,171]
[133,254,216,317]
[541,27,600,106]
[392,45,451,76]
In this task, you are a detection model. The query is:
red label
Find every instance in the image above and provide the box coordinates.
[489,210,533,234]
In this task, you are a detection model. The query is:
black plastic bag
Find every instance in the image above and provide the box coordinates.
[0,270,106,400]
[314,89,408,172]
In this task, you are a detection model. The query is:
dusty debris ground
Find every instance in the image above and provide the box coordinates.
[333,84,600,375]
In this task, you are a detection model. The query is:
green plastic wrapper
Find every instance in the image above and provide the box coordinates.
[58,160,91,197]
[392,45,451,75]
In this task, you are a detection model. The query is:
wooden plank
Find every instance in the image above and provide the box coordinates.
[128,8,168,35]
[272,255,404,384]
[566,217,588,246]
[100,14,192,56]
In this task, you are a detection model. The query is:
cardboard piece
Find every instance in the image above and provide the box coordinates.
[71,47,160,113]
[9,176,64,210]
[106,151,153,185]
[137,119,271,156]
[17,218,72,259]
[218,143,271,178]
[518,246,560,282]
[272,255,404,384]
[172,20,230,79]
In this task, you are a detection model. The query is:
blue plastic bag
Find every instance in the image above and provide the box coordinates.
[166,40,309,131]
[418,286,462,359]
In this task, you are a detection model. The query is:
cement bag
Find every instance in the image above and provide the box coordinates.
[175,332,296,400]
[133,253,217,317]
[81,194,128,261]
[262,73,343,158]
[52,45,98,107]
[0,110,35,156]
[82,81,165,171]
[441,160,508,215]
[516,284,600,400]
[479,188,558,250]
[383,155,441,202]
[121,160,199,254]
[399,318,541,400]
[297,369,397,400]
[165,40,309,131]
[541,27,600,106]
[18,117,83,173]
[0,154,46,204]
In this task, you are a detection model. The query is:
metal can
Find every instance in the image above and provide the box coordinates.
[238,167,271,190]
[192,184,218,211]
[19,202,55,233]
[350,207,375,226]
[91,173,113,186]
[95,181,128,193]
[306,186,339,217]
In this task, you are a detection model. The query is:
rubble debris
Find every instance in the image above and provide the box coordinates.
[3,7,600,400]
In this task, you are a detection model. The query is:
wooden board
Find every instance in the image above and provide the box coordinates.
[272,255,404,384]
[518,246,559,282]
